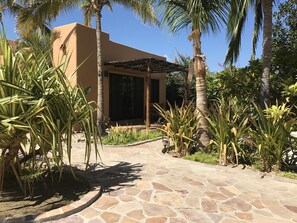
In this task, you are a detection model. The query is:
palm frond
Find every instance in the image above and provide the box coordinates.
[251,0,263,60]
[159,0,228,35]
[225,0,252,65]
[81,1,93,27]
[111,0,159,25]
[224,0,268,65]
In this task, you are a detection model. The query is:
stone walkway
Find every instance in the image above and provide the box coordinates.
[50,140,297,223]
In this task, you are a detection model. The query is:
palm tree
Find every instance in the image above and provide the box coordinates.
[0,0,76,38]
[225,0,274,108]
[1,0,158,131]
[159,0,228,147]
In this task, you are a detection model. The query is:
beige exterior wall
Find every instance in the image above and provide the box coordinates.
[53,23,166,120]
[53,24,78,86]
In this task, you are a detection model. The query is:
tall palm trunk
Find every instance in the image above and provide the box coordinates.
[192,30,209,147]
[95,9,104,131]
[260,0,272,108]
[184,73,189,105]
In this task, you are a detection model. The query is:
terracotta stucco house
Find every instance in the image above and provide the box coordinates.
[53,23,184,125]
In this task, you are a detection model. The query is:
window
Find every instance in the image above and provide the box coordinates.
[150,79,159,103]
[109,73,144,121]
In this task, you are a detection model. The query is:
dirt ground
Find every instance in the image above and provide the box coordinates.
[0,168,90,218]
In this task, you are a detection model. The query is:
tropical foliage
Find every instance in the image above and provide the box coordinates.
[225,0,274,108]
[250,104,297,171]
[206,100,250,166]
[272,0,297,79]
[0,0,78,38]
[166,53,195,106]
[158,0,228,147]
[102,126,162,145]
[207,60,262,109]
[154,102,200,157]
[0,30,100,196]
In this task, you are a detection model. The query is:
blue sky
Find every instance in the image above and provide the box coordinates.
[2,2,284,72]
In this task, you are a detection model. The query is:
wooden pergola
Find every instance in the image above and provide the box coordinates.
[105,58,186,130]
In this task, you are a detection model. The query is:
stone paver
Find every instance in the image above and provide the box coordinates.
[49,140,297,223]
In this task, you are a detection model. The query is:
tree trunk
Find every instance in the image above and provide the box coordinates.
[192,30,210,147]
[260,0,272,108]
[146,64,151,131]
[95,10,104,132]
[184,73,189,105]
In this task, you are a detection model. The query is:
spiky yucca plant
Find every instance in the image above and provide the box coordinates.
[206,100,249,166]
[0,27,100,196]
[154,102,200,157]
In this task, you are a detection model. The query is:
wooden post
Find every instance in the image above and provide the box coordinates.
[146,63,151,131]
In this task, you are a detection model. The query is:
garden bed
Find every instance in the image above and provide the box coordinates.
[102,127,162,145]
[183,152,297,181]
[0,167,90,218]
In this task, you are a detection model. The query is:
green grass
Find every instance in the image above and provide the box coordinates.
[184,151,218,165]
[102,128,162,145]
[252,160,264,171]
[279,171,297,180]
[252,160,297,180]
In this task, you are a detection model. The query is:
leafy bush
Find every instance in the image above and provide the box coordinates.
[206,100,250,166]
[184,151,218,164]
[166,53,195,106]
[154,102,200,157]
[102,126,162,145]
[272,0,297,79]
[206,61,262,110]
[283,81,297,98]
[250,104,297,171]
[0,29,100,196]
[283,78,297,113]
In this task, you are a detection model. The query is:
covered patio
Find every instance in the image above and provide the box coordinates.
[105,58,186,129]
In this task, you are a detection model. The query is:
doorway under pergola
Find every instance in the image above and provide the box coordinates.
[105,58,186,130]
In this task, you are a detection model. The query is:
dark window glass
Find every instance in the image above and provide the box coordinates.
[150,79,159,103]
[109,73,144,121]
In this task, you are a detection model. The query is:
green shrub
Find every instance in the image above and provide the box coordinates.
[102,126,162,145]
[184,151,218,164]
[206,61,262,110]
[250,103,297,172]
[154,102,200,157]
[206,100,250,166]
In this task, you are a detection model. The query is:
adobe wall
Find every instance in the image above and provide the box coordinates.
[52,23,166,120]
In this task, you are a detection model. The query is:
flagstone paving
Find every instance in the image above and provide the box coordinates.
[49,140,297,223]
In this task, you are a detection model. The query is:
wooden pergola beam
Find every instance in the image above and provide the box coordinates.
[105,58,186,74]
[146,63,151,131]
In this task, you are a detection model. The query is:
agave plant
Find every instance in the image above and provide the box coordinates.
[206,99,250,166]
[154,102,200,157]
[0,27,100,196]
